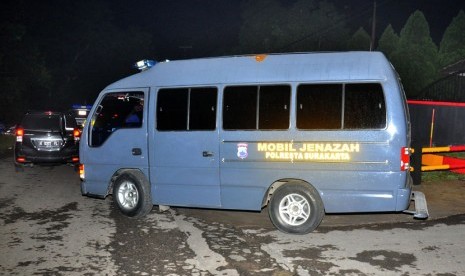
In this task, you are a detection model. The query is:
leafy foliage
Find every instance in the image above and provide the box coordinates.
[390,11,439,97]
[439,10,465,67]
[238,5,462,99]
[377,24,400,58]
[347,27,371,51]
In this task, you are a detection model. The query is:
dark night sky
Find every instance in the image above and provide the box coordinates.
[110,0,465,58]
[2,0,465,119]
[4,0,464,59]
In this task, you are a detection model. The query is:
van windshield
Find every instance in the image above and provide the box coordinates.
[90,91,144,147]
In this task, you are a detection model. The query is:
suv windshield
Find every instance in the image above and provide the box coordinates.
[22,114,62,131]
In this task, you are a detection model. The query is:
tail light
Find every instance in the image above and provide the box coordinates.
[79,164,85,180]
[16,127,24,142]
[16,157,26,163]
[73,128,81,142]
[400,147,411,171]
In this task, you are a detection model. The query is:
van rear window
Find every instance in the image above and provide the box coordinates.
[297,83,386,130]
[344,83,386,129]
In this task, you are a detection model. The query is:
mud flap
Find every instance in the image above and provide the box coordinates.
[403,191,429,219]
[159,205,170,212]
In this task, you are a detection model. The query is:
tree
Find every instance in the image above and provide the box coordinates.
[238,0,349,53]
[377,24,399,59]
[390,11,439,97]
[347,27,371,50]
[439,10,465,67]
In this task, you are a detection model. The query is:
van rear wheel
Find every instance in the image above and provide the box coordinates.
[113,171,152,218]
[268,182,324,234]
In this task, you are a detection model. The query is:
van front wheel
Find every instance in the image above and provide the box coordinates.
[113,171,152,218]
[268,182,324,234]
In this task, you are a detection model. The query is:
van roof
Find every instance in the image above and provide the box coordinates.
[106,51,394,89]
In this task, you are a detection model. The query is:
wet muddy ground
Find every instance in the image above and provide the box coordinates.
[1,158,465,275]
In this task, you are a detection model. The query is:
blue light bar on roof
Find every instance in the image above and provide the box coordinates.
[135,59,156,71]
[72,104,92,110]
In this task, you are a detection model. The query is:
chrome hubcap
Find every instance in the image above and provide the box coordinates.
[279,193,310,226]
[117,181,139,210]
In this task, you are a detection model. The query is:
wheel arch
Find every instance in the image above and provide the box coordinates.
[262,178,323,208]
[107,168,148,196]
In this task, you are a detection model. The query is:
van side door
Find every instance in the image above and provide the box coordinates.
[150,87,220,207]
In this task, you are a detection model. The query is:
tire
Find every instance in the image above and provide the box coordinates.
[113,171,153,218]
[268,182,324,234]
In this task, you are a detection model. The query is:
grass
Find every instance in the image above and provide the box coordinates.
[421,170,465,182]
[0,134,15,157]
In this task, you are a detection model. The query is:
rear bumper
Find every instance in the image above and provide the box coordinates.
[403,191,429,219]
[16,155,79,164]
[395,174,414,211]
[399,175,429,219]
[15,144,79,165]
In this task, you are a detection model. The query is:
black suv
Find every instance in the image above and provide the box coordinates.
[14,111,81,170]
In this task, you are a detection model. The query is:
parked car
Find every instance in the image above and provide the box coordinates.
[14,111,81,171]
[68,104,92,128]
[4,125,17,135]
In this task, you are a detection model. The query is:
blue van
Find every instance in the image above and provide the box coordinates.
[79,52,428,234]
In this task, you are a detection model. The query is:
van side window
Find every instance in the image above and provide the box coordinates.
[223,86,257,130]
[297,84,342,129]
[189,87,218,130]
[297,83,386,130]
[223,85,290,130]
[259,86,291,129]
[157,87,217,131]
[90,92,144,147]
[157,88,188,130]
[344,83,386,129]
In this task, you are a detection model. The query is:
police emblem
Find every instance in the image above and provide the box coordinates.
[237,143,248,159]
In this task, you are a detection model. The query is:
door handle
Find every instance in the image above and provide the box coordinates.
[202,151,213,157]
[132,148,142,155]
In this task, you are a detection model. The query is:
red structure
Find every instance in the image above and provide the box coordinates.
[408,100,465,176]
[421,145,465,174]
